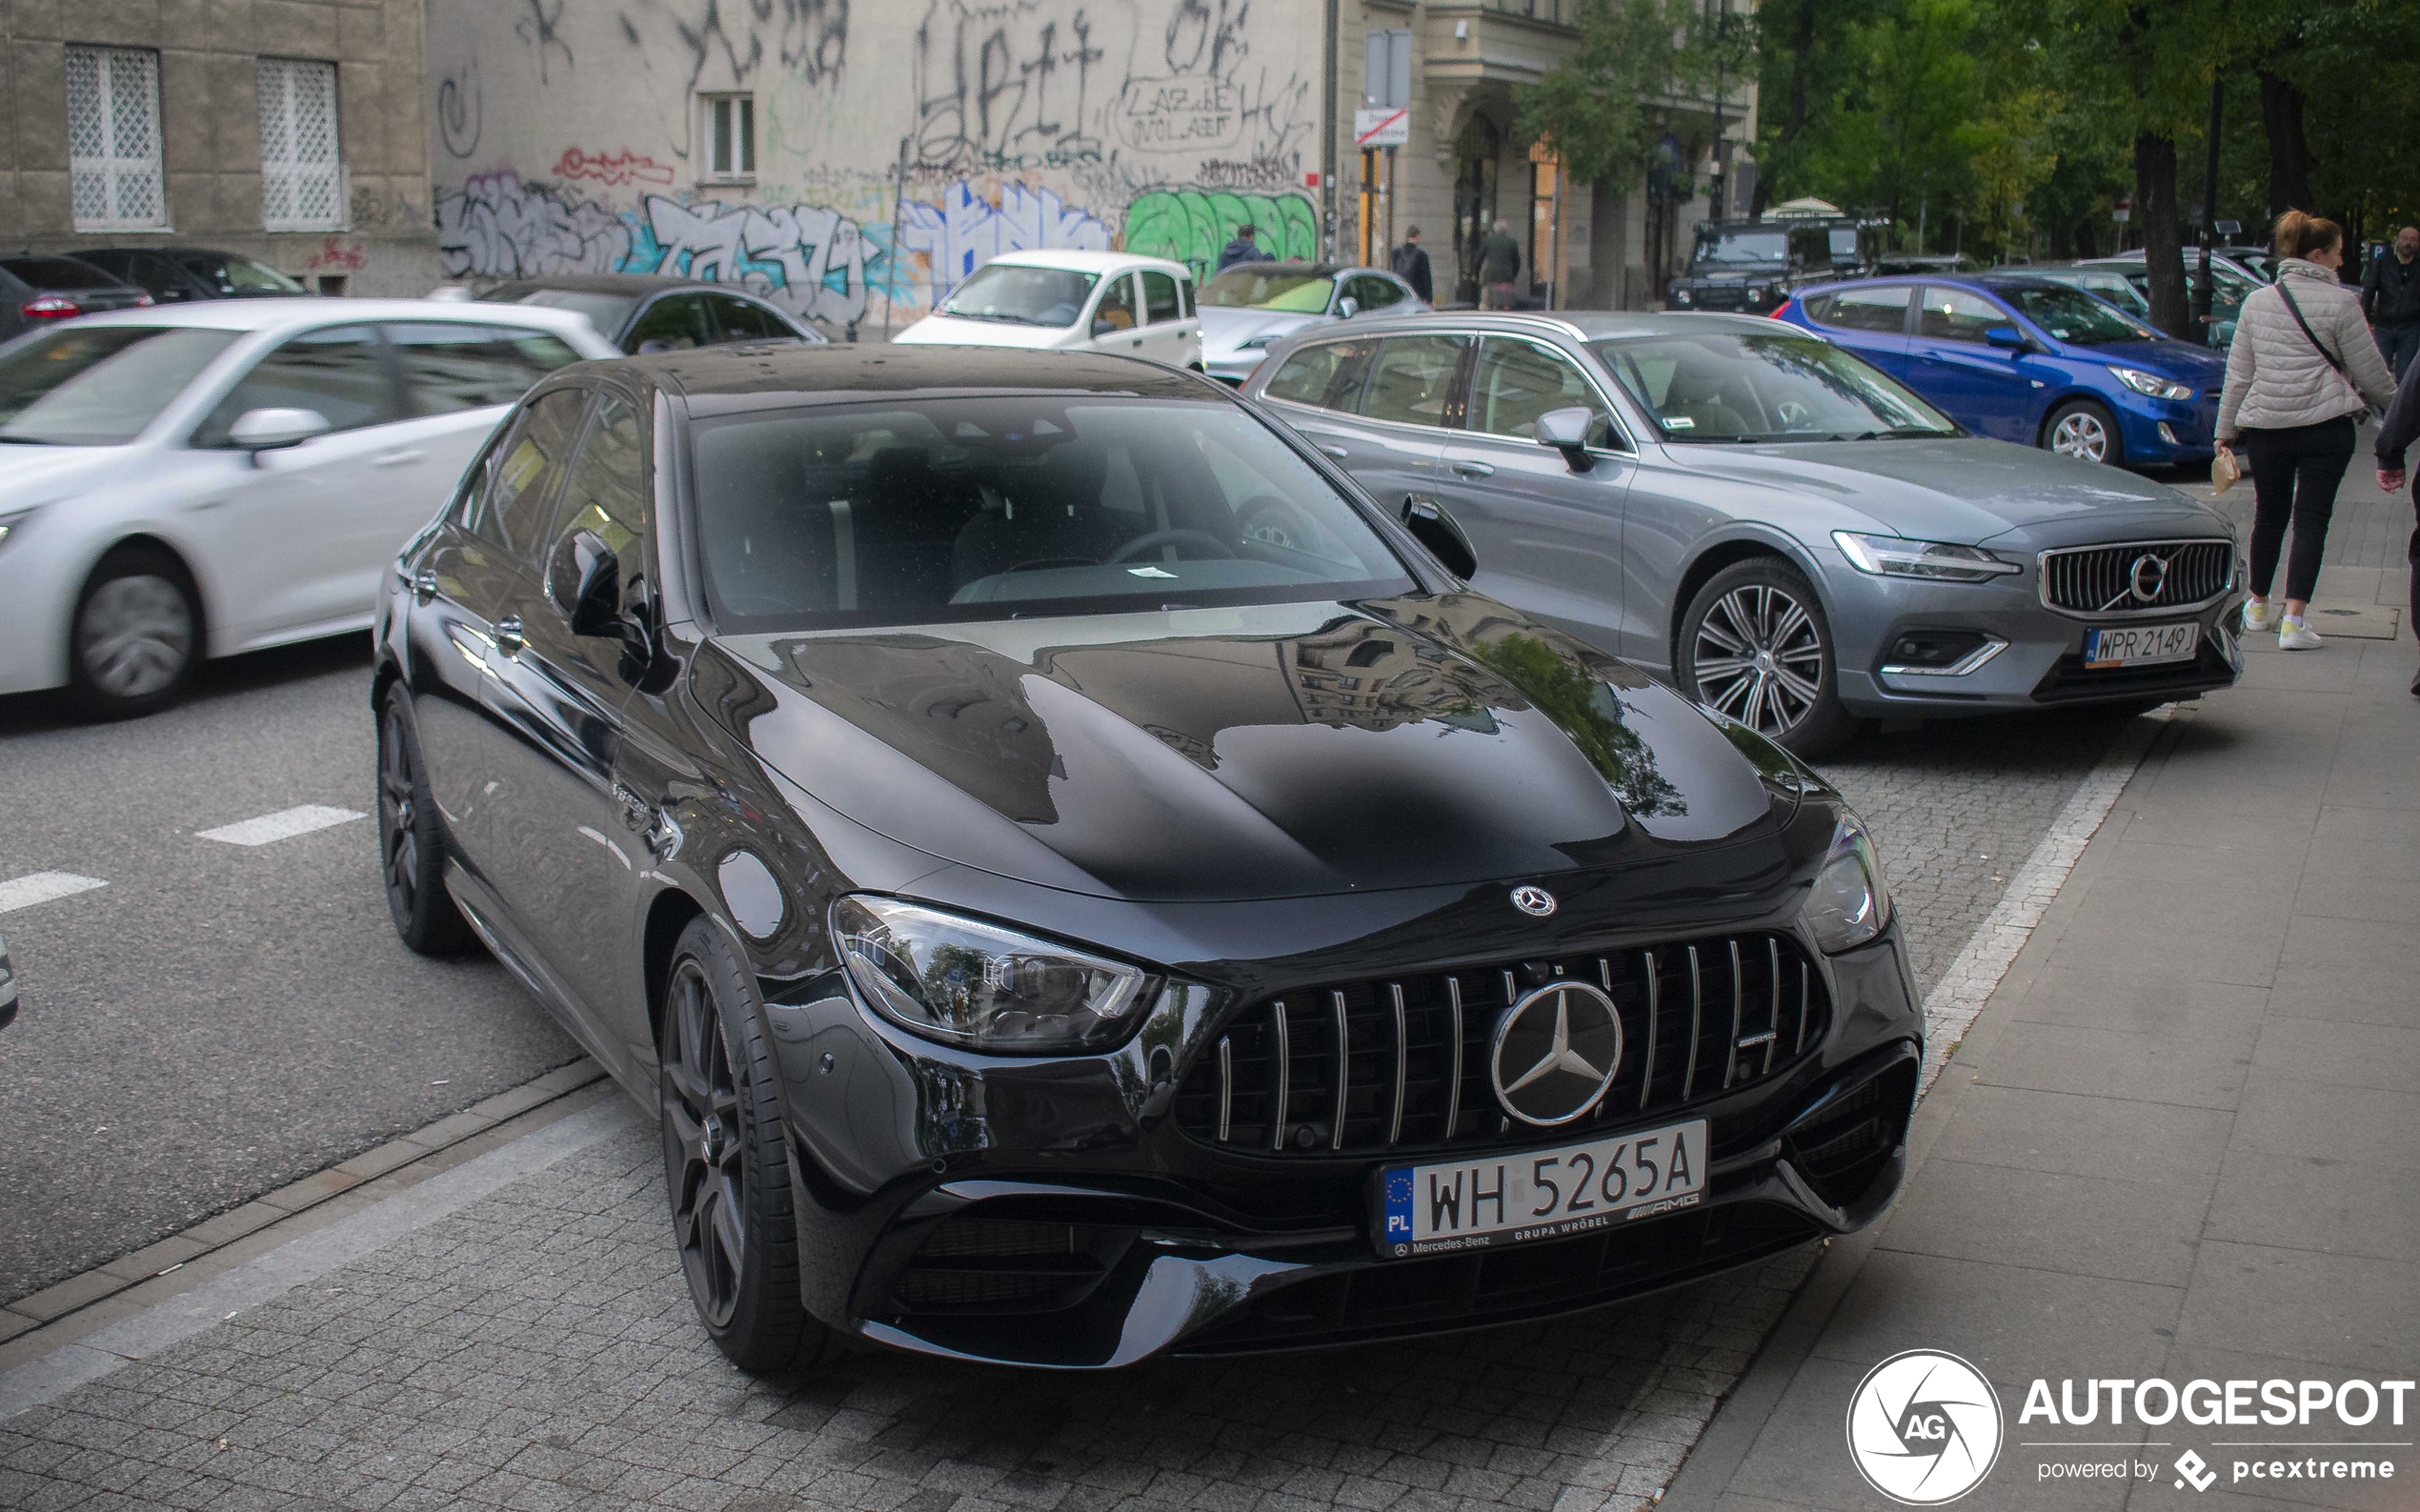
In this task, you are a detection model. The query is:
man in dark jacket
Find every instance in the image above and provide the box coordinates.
[1216,224,1268,274]
[2362,226,2420,377]
[1479,219,1522,309]
[2372,367,2420,696]
[1390,227,1433,303]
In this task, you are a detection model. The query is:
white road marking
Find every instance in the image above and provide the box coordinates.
[0,872,110,915]
[196,805,366,847]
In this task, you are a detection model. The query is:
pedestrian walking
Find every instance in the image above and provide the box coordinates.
[1479,219,1522,310]
[2361,226,2420,377]
[2370,370,2420,696]
[1391,226,1434,303]
[1216,223,1268,274]
[2215,212,2399,651]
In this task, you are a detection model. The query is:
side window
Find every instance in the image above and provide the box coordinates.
[626,294,713,354]
[544,395,647,613]
[1178,275,1194,318]
[1357,334,1470,428]
[131,252,189,298]
[1809,284,1912,334]
[1918,287,2007,343]
[1139,270,1181,325]
[1262,339,1369,409]
[192,323,400,446]
[705,292,794,343]
[1355,274,1408,311]
[1469,337,1610,443]
[467,388,588,559]
[1094,273,1138,333]
[389,321,583,414]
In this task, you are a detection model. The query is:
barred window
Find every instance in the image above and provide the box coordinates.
[257,58,343,232]
[67,46,166,232]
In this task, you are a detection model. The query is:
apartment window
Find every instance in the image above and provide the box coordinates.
[258,58,344,232]
[66,46,166,231]
[701,94,755,179]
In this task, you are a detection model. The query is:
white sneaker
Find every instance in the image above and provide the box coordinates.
[2278,618,2323,650]
[2241,598,2275,632]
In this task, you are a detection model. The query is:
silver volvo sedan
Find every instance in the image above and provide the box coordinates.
[1237,311,2242,754]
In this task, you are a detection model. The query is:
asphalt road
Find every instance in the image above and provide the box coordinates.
[0,631,2154,1305]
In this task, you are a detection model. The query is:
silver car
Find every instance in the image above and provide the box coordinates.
[1199,262,1426,384]
[1239,310,2243,755]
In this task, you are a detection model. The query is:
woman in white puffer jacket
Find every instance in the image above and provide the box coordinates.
[2215,211,2398,649]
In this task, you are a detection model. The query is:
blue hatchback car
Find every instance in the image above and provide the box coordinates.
[1775,274,2226,468]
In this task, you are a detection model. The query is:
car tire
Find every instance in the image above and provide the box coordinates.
[1676,558,1859,758]
[68,545,199,719]
[375,689,477,957]
[659,916,843,1374]
[2044,398,2124,465]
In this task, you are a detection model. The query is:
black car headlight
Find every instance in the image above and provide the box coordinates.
[1800,813,1893,954]
[833,897,1149,1053]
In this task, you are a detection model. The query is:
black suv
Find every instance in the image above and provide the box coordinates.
[1668,216,1885,315]
[374,345,1920,1369]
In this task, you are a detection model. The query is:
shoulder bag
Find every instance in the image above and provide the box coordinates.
[2275,281,2351,382]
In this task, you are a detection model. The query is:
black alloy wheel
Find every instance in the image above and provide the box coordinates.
[658,917,839,1372]
[69,545,198,718]
[1677,558,1858,757]
[375,691,475,956]
[2044,397,2123,465]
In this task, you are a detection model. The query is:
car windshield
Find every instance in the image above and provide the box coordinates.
[481,285,637,335]
[1990,282,2156,345]
[1694,231,1788,265]
[2,256,121,290]
[691,395,1413,631]
[175,252,305,294]
[0,326,240,446]
[1200,268,1335,312]
[1590,332,1957,443]
[939,264,1099,328]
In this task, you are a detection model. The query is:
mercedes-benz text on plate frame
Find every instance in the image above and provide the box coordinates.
[1378,1118,1708,1256]
[2086,622,2198,669]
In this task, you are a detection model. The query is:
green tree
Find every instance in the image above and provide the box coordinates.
[1516,0,1743,190]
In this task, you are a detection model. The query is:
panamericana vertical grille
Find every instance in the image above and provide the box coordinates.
[2039,539,2232,615]
[1173,933,1828,1157]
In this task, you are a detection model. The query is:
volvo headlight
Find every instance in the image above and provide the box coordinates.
[2110,367,2193,400]
[1832,530,2022,583]
[1237,333,1277,351]
[1801,813,1893,954]
[833,897,1149,1053]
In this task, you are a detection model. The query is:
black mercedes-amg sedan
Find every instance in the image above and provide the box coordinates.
[373,345,1921,1371]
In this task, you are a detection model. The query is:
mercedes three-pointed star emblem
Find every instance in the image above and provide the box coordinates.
[1489,981,1624,1126]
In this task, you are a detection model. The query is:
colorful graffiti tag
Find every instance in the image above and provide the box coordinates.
[626,197,872,328]
[1123,189,1317,280]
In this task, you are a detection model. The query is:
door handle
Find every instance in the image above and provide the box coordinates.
[1451,459,1497,478]
[372,448,428,468]
[412,569,437,604]
[494,615,525,657]
[1317,443,1349,460]
[1133,337,1145,348]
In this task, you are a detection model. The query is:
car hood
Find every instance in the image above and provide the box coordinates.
[1684,266,1785,284]
[1199,308,1322,355]
[891,313,1079,350]
[0,442,134,507]
[1668,437,2222,543]
[692,595,1791,902]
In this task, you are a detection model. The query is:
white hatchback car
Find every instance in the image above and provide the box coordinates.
[0,299,619,716]
[890,250,1202,370]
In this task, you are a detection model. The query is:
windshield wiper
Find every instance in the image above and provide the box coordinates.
[942,309,1039,326]
[1836,427,1945,440]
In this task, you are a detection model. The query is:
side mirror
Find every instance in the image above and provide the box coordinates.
[1400,494,1478,580]
[1985,325,2027,351]
[1337,295,1360,319]
[1534,406,1600,472]
[229,407,330,465]
[552,528,631,636]
[1092,317,1118,338]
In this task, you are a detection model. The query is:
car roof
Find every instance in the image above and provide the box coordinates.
[1318,309,1790,341]
[600,343,1216,408]
[983,248,1192,276]
[58,297,607,340]
[1212,261,1346,278]
[482,273,715,297]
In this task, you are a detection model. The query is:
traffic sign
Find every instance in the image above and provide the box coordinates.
[1355,108,1409,147]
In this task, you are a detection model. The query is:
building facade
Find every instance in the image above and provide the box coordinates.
[0,0,439,294]
[423,0,1753,334]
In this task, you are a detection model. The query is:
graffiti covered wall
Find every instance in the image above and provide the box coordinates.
[428,0,1326,331]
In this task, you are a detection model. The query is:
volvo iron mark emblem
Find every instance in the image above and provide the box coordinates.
[2128,553,2169,603]
[1509,885,1558,917]
[1490,982,1623,1125]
